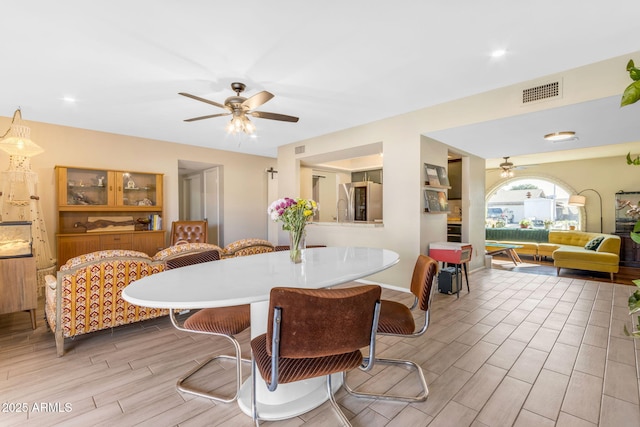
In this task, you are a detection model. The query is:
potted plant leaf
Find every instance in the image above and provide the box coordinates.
[519,218,531,229]
[625,222,640,337]
[621,59,640,107]
[622,59,640,337]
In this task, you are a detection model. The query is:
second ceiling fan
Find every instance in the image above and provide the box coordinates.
[179,82,299,135]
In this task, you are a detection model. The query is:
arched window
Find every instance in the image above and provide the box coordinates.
[486,176,581,229]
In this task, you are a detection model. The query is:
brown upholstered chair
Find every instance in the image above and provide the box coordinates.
[170,220,208,245]
[343,254,437,403]
[166,250,251,403]
[250,285,381,426]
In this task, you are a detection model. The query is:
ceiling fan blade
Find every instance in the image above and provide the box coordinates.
[249,111,299,122]
[242,91,274,110]
[184,113,231,122]
[179,92,227,110]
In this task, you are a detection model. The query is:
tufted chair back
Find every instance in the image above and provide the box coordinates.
[170,220,208,245]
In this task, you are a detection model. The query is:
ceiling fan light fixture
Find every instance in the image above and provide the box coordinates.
[226,115,256,135]
[544,131,576,142]
[499,156,515,178]
[500,169,514,178]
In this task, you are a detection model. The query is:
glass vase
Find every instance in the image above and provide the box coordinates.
[289,229,306,263]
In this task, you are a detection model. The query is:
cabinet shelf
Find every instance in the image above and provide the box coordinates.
[55,166,165,267]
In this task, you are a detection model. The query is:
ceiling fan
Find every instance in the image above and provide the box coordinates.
[179,82,299,135]
[499,156,515,178]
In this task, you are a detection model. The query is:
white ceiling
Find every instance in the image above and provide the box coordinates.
[3,1,640,162]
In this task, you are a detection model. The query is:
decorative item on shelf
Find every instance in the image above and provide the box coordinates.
[424,190,441,212]
[136,217,152,230]
[267,197,317,263]
[424,163,441,186]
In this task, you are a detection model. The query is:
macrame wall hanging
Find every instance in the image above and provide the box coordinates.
[0,109,56,294]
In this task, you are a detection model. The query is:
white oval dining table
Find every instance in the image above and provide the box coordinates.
[122,246,400,421]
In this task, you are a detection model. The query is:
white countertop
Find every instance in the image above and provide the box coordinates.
[308,221,384,227]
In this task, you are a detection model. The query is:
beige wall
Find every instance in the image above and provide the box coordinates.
[0,119,275,260]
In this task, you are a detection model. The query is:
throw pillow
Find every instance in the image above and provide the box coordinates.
[584,236,604,251]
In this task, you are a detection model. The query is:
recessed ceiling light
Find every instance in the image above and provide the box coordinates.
[62,96,76,103]
[544,131,576,142]
[491,49,507,58]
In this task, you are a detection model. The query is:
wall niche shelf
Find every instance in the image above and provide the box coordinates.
[423,163,450,214]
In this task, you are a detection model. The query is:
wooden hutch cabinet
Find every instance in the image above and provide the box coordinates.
[55,166,165,267]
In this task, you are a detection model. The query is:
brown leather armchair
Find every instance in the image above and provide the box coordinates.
[170,220,208,245]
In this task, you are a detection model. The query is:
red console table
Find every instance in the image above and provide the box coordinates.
[428,242,472,298]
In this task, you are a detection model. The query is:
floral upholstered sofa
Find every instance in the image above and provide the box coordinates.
[45,243,224,356]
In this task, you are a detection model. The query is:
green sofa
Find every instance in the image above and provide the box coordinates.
[486,228,621,280]
[485,228,550,260]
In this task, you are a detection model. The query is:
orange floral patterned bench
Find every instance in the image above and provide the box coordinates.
[45,250,168,356]
[45,242,266,356]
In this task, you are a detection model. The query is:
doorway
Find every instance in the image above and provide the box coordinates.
[178,160,223,246]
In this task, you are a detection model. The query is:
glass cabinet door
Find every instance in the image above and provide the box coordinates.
[61,168,113,206]
[115,171,162,207]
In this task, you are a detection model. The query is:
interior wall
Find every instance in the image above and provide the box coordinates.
[0,118,274,257]
[281,127,423,288]
[313,170,337,222]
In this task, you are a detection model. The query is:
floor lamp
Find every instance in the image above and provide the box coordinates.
[568,188,603,233]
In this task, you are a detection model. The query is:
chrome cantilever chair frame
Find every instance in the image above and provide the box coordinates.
[343,255,437,403]
[250,286,382,427]
[169,309,251,403]
[165,249,251,403]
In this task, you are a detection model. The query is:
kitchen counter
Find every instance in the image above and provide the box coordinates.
[309,221,384,228]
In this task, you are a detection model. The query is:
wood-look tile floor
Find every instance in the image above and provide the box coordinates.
[1,267,640,426]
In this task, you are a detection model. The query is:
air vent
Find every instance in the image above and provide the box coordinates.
[295,145,305,154]
[522,81,561,104]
